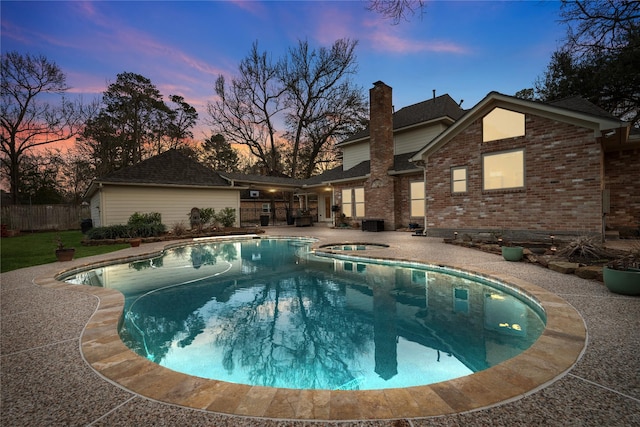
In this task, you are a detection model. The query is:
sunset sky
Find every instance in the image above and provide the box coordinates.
[2,0,566,140]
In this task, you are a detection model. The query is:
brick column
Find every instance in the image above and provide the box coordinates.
[366,81,397,229]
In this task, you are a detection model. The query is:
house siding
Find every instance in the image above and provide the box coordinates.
[98,185,240,228]
[604,148,640,235]
[424,114,604,239]
[395,124,447,155]
[342,140,370,170]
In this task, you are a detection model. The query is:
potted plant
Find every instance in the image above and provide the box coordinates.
[603,245,640,295]
[55,236,75,262]
[129,237,142,247]
[499,237,523,262]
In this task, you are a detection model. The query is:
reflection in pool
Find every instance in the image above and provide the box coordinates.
[64,238,545,391]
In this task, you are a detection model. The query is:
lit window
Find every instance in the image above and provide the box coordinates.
[483,149,524,190]
[410,181,425,217]
[261,203,270,213]
[342,189,352,217]
[354,187,365,217]
[451,167,467,193]
[483,107,525,142]
[342,188,365,217]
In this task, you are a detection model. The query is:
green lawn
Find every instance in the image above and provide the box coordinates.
[0,230,129,273]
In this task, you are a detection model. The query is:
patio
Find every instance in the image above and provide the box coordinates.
[1,227,639,426]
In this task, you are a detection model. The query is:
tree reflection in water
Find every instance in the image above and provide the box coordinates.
[77,239,545,390]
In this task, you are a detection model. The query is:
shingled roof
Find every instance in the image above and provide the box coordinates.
[340,94,466,144]
[96,149,231,187]
[547,96,619,121]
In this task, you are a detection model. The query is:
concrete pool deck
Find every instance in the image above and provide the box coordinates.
[1,227,639,426]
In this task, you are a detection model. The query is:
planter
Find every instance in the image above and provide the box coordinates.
[55,248,76,262]
[130,238,142,247]
[603,267,640,296]
[501,246,523,262]
[295,215,313,227]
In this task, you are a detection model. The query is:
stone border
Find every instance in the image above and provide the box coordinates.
[35,239,587,421]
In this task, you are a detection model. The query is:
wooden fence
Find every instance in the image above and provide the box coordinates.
[1,204,87,231]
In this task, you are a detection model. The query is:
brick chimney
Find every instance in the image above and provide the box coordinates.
[366,81,396,230]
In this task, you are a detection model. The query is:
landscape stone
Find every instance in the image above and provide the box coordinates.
[548,261,579,274]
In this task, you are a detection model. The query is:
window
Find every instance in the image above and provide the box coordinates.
[341,189,352,217]
[483,149,524,190]
[410,181,425,217]
[354,187,365,217]
[261,203,270,213]
[342,187,365,217]
[483,107,525,142]
[451,167,467,193]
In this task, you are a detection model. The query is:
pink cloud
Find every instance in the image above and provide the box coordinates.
[369,31,468,54]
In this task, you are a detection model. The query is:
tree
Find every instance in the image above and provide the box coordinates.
[14,150,66,204]
[280,39,368,179]
[208,39,367,179]
[81,72,197,176]
[534,1,640,128]
[208,42,285,176]
[367,0,425,24]
[560,0,640,56]
[200,133,239,173]
[58,147,94,204]
[149,94,198,156]
[0,52,87,203]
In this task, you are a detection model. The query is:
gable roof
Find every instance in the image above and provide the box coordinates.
[84,149,233,198]
[411,92,627,162]
[339,94,466,145]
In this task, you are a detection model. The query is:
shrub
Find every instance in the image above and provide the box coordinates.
[199,208,215,226]
[87,224,132,240]
[172,221,187,236]
[127,212,165,237]
[86,212,166,240]
[129,222,166,238]
[216,208,236,228]
[128,212,162,226]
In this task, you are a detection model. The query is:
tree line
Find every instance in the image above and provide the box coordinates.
[2,1,638,205]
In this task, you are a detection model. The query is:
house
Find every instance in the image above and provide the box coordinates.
[297,81,638,240]
[409,90,639,240]
[84,149,243,228]
[85,82,639,241]
[303,81,466,229]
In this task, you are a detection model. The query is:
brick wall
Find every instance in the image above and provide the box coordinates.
[395,172,425,228]
[424,114,605,239]
[604,148,640,234]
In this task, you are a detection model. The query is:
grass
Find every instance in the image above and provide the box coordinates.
[0,230,129,273]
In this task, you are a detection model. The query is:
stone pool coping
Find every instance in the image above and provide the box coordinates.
[34,236,587,421]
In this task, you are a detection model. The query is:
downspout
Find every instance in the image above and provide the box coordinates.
[422,162,428,236]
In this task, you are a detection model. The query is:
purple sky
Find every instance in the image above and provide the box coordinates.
[2,0,565,140]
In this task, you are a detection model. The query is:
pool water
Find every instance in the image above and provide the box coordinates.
[65,237,545,391]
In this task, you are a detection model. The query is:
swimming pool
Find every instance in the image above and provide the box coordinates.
[64,237,545,391]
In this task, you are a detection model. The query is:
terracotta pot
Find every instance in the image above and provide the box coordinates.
[55,248,75,262]
[130,238,142,247]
